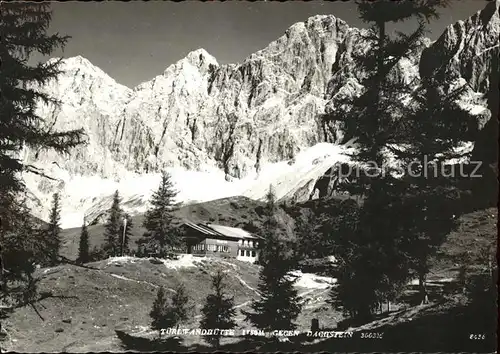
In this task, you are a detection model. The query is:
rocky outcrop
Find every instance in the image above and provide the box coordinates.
[420,0,499,94]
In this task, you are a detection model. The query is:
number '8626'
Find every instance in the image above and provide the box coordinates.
[469,334,485,340]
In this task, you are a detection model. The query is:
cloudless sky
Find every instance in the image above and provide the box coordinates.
[33,0,492,88]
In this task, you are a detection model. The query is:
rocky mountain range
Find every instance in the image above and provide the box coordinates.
[21,0,499,227]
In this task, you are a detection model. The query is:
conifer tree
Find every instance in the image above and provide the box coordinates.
[1,4,84,336]
[323,0,457,318]
[149,284,191,339]
[103,190,123,258]
[0,196,51,339]
[119,213,133,256]
[77,221,90,264]
[140,171,180,256]
[199,270,237,348]
[0,3,85,195]
[150,286,169,339]
[168,284,191,329]
[258,185,280,265]
[295,212,323,259]
[243,186,302,331]
[46,192,62,265]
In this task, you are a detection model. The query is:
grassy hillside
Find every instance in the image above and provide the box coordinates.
[1,256,338,352]
[31,202,496,353]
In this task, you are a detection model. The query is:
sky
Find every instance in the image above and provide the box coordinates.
[35,0,492,88]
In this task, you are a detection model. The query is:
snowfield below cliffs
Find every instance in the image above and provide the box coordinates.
[25,142,354,228]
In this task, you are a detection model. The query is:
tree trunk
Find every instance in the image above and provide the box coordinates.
[387,300,390,313]
[419,272,428,304]
[375,19,386,128]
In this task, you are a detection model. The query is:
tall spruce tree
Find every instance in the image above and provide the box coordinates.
[294,212,323,260]
[140,171,180,256]
[168,284,191,330]
[0,3,84,337]
[258,185,280,265]
[0,197,39,311]
[149,284,191,339]
[0,3,85,196]
[150,286,169,339]
[199,270,237,348]
[323,0,461,318]
[103,190,123,258]
[46,192,62,265]
[77,221,90,264]
[243,186,302,332]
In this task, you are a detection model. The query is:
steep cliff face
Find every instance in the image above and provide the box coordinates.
[123,16,372,179]
[419,0,499,133]
[27,15,422,182]
[420,0,499,93]
[23,56,153,178]
[22,1,499,226]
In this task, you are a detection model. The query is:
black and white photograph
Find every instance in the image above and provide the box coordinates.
[0,0,498,352]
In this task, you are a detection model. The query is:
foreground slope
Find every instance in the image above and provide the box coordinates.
[2,206,496,352]
[1,256,337,352]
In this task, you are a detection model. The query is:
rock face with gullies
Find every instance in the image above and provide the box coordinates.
[420,0,499,94]
[20,1,499,225]
[23,56,153,179]
[24,15,422,183]
[419,0,499,133]
[123,16,373,179]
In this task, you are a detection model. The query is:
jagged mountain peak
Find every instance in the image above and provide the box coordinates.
[479,0,500,22]
[250,13,353,59]
[132,48,218,94]
[161,47,219,77]
[284,14,350,35]
[45,55,133,102]
[59,54,94,67]
[184,48,219,67]
[55,55,120,81]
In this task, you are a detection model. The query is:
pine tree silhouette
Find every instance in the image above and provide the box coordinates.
[46,193,62,266]
[243,186,302,332]
[0,3,84,333]
[150,286,169,339]
[200,270,237,348]
[103,190,123,258]
[139,171,181,256]
[78,222,90,264]
[0,3,85,195]
[323,0,460,318]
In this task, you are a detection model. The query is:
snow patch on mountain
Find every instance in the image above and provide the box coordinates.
[24,142,352,228]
